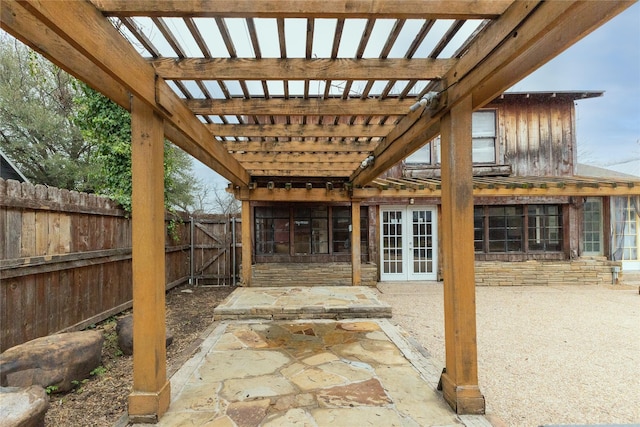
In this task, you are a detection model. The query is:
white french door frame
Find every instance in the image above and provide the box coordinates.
[380,206,438,281]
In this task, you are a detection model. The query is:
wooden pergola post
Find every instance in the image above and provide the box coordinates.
[241,199,252,286]
[128,97,171,421]
[439,95,485,414]
[351,200,361,285]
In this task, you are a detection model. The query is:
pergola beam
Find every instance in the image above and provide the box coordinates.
[352,185,640,199]
[186,98,416,116]
[247,170,354,178]
[234,187,351,202]
[234,152,369,164]
[152,58,455,81]
[7,0,250,186]
[224,140,378,153]
[92,0,513,19]
[209,123,392,138]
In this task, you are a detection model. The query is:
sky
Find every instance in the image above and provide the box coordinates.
[194,2,640,192]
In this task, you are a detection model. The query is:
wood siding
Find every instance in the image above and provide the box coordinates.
[492,98,576,177]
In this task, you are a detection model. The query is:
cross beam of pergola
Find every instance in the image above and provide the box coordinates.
[2,0,635,422]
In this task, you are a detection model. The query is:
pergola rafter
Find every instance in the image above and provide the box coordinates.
[2,0,636,422]
[151,57,456,80]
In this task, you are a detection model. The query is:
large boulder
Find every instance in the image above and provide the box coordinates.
[0,330,103,393]
[116,315,173,356]
[0,386,48,427]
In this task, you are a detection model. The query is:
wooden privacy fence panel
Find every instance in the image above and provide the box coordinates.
[191,216,240,286]
[0,178,240,351]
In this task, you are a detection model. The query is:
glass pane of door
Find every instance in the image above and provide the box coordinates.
[583,197,603,255]
[408,208,437,280]
[381,209,403,278]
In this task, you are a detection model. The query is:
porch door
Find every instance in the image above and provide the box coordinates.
[380,206,437,281]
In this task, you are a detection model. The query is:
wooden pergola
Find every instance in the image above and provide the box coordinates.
[2,0,635,421]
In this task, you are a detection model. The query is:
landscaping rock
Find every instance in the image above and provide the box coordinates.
[0,386,48,427]
[0,331,103,393]
[116,315,174,356]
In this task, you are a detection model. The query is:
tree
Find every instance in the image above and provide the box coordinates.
[0,34,94,190]
[187,180,240,215]
[74,83,196,213]
[1,33,204,214]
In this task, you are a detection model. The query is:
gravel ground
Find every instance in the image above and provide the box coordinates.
[377,282,640,427]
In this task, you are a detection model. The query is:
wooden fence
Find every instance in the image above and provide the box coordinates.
[0,178,240,352]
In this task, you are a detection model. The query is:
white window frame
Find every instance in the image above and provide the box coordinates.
[405,110,497,165]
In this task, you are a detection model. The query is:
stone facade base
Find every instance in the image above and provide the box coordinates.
[475,257,622,286]
[251,262,378,287]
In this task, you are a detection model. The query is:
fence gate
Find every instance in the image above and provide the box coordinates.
[189,216,239,286]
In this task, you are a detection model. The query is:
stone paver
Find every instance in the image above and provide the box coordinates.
[151,318,489,427]
[131,286,491,427]
[213,286,392,320]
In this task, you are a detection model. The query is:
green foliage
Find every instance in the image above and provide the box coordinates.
[74,83,133,211]
[0,34,94,190]
[70,379,90,394]
[90,366,107,377]
[167,217,182,243]
[45,385,59,394]
[74,83,197,214]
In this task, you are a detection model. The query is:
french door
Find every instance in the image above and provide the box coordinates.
[380,206,437,281]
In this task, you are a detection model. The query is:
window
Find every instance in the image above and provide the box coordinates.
[582,198,603,255]
[405,110,497,165]
[406,140,432,164]
[528,205,562,252]
[471,110,496,163]
[255,207,289,254]
[294,207,328,254]
[255,205,368,259]
[487,206,524,252]
[332,207,351,253]
[474,204,563,254]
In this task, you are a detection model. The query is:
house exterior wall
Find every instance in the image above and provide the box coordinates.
[247,93,631,283]
[491,97,576,177]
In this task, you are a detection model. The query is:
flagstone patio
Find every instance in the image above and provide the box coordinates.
[153,319,487,426]
[131,287,491,426]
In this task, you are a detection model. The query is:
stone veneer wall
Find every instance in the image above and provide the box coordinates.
[475,257,622,286]
[251,262,378,287]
